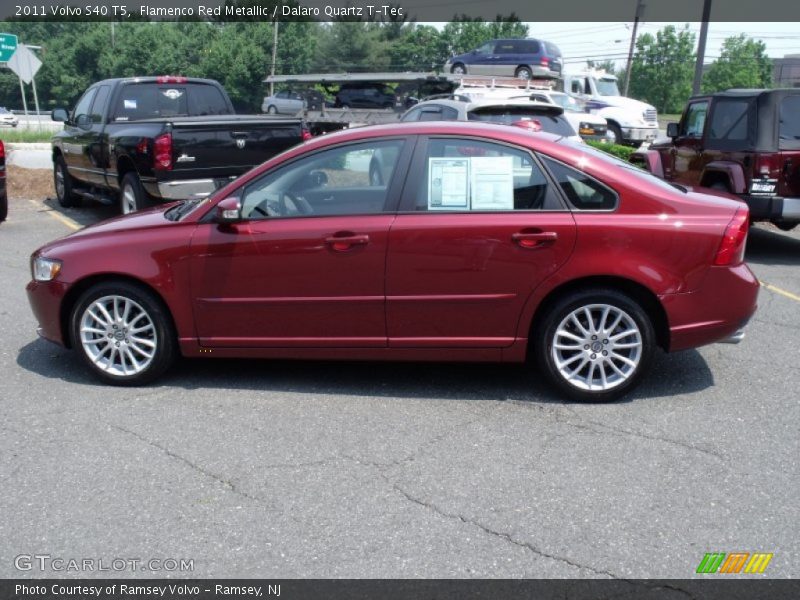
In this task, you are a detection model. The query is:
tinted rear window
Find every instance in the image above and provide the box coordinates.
[112,83,231,121]
[779,95,800,148]
[467,108,575,136]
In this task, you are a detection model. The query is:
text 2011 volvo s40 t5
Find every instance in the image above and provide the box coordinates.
[26,122,758,401]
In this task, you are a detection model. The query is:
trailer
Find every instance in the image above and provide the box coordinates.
[263,70,561,134]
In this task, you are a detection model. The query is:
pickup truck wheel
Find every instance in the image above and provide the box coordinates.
[71,281,176,386]
[120,172,151,215]
[0,192,7,222]
[267,105,278,114]
[533,288,655,402]
[54,156,81,208]
[709,181,731,193]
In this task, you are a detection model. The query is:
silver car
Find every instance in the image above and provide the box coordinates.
[261,91,306,115]
[0,107,18,127]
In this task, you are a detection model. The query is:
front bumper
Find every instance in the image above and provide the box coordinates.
[26,279,71,347]
[661,263,759,352]
[621,126,659,142]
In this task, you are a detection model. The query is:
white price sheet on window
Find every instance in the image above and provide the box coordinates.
[470,156,514,210]
[428,158,469,210]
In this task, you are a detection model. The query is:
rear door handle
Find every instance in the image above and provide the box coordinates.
[324,233,370,252]
[512,231,558,249]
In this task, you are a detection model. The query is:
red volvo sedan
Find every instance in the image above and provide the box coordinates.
[27,122,758,401]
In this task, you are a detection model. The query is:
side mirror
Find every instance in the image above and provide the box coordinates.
[214,197,242,225]
[309,170,328,187]
[666,122,679,138]
[52,108,68,122]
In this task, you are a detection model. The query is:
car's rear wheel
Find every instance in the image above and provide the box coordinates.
[534,289,655,402]
[71,281,176,386]
[0,192,7,222]
[450,63,467,75]
[515,66,533,79]
[120,172,151,215]
[709,181,731,193]
[54,155,81,208]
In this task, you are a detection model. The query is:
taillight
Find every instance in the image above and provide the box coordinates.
[511,119,542,132]
[754,153,781,178]
[156,75,187,84]
[540,57,550,67]
[153,132,173,171]
[714,207,749,266]
[301,127,313,141]
[0,140,5,160]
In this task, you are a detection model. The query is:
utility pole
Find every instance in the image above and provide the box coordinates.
[692,0,713,95]
[269,21,279,96]
[623,0,644,97]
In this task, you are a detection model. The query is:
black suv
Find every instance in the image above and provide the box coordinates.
[335,83,396,110]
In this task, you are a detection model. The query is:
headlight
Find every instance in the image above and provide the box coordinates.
[32,257,62,282]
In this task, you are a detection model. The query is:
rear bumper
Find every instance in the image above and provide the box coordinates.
[143,177,236,201]
[661,263,759,352]
[741,195,800,221]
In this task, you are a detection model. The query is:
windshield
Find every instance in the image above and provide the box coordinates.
[561,141,687,194]
[468,108,575,137]
[596,78,620,96]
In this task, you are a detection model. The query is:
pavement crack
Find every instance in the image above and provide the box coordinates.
[391,482,621,579]
[109,424,262,502]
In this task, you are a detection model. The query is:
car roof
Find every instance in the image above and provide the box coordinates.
[413,97,563,114]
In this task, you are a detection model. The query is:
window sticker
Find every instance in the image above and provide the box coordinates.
[162,89,183,100]
[470,156,514,210]
[428,158,469,210]
[123,99,137,109]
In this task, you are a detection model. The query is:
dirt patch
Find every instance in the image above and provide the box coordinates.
[6,166,54,201]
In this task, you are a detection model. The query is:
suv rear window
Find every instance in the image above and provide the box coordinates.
[779,95,800,149]
[467,107,575,137]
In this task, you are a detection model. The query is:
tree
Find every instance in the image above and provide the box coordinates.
[587,59,618,76]
[702,34,772,93]
[629,25,696,114]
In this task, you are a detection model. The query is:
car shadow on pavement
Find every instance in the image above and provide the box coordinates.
[17,338,714,405]
[746,225,800,266]
[42,196,118,228]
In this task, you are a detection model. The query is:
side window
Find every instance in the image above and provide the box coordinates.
[709,99,750,142]
[276,91,287,99]
[240,140,405,220]
[401,107,422,122]
[541,156,617,210]
[496,42,516,54]
[475,42,493,55]
[71,88,97,123]
[779,95,800,143]
[89,85,110,124]
[571,80,583,95]
[681,101,709,137]
[413,138,562,212]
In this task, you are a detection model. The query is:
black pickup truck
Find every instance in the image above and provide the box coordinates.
[52,76,309,214]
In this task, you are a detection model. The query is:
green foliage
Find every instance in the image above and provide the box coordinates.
[629,25,696,114]
[587,59,618,76]
[586,140,635,161]
[702,34,772,93]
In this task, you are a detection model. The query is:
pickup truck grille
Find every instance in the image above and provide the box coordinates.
[644,109,658,124]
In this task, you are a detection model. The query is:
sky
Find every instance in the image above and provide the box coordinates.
[523,22,800,70]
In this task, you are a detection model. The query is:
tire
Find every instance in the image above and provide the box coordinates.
[709,181,731,193]
[267,105,278,114]
[515,66,533,80]
[70,281,176,386]
[533,288,655,402]
[450,63,467,75]
[54,155,81,208]
[119,171,152,215]
[607,122,623,147]
[0,192,7,223]
[774,221,798,232]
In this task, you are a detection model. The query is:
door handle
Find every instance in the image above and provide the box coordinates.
[324,233,370,252]
[512,231,558,249]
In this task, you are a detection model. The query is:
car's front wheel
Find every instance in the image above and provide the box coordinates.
[534,289,655,402]
[54,155,81,208]
[450,63,467,75]
[267,105,278,114]
[71,281,176,386]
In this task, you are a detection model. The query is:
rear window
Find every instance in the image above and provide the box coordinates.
[779,95,800,149]
[467,108,575,137]
[112,83,231,121]
[544,42,561,57]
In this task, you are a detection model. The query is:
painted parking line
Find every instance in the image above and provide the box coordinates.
[761,281,800,304]
[27,199,81,231]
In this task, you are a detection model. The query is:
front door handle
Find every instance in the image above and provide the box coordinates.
[325,233,370,252]
[512,231,558,249]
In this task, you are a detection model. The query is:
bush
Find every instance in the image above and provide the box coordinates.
[586,141,635,161]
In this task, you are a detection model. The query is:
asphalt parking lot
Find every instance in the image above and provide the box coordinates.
[0,194,798,579]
